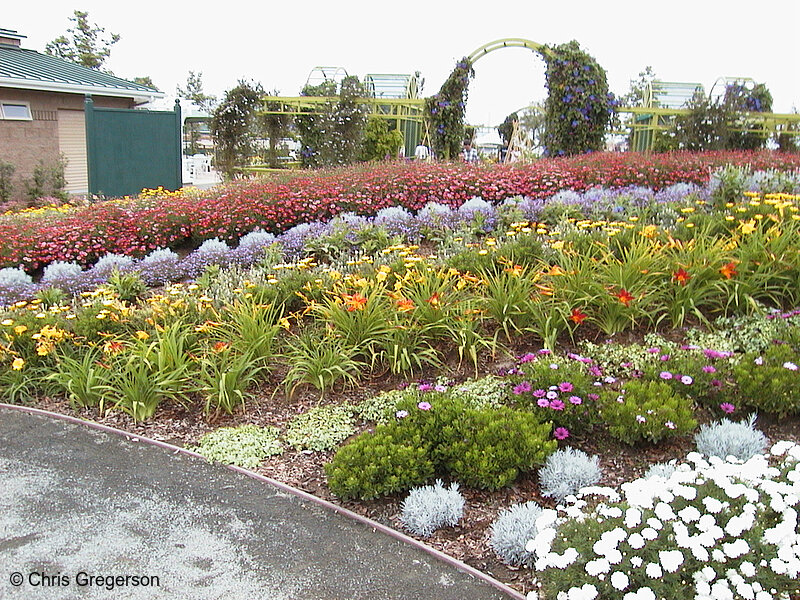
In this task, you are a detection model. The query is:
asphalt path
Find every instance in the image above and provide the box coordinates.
[0,405,522,600]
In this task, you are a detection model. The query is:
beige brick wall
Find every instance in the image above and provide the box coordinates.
[0,89,134,201]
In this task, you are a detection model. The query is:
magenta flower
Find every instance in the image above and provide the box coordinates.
[647,347,660,353]
[537,398,551,408]
[710,379,723,388]
[538,349,552,355]
[659,354,671,361]
[519,352,537,364]
[532,389,547,398]
[418,383,433,392]
[513,381,532,395]
[569,395,582,405]
[702,365,717,373]
[588,365,603,377]
[553,427,570,440]
[587,393,600,401]
[558,381,574,393]
[550,399,565,411]
[417,401,432,410]
[659,371,673,380]
[720,402,735,414]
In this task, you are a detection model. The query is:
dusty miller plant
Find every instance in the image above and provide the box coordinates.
[400,480,464,538]
[539,447,601,502]
[694,414,768,461]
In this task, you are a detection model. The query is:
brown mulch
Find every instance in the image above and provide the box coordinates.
[29,352,800,596]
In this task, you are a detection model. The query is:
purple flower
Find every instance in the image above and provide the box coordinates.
[587,393,600,402]
[621,362,633,369]
[720,402,735,414]
[513,381,532,395]
[710,379,723,388]
[533,389,547,398]
[418,383,433,392]
[537,398,551,408]
[396,410,409,419]
[553,427,570,440]
[702,366,717,374]
[550,399,565,411]
[538,349,552,355]
[558,382,574,393]
[659,371,673,380]
[681,344,700,350]
[680,375,694,385]
[647,347,660,354]
[417,401,432,410]
[660,355,671,362]
[588,365,603,377]
[519,352,537,364]
[569,395,583,405]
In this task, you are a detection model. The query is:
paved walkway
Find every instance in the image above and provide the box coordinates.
[0,406,522,600]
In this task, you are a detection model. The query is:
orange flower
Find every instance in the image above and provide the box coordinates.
[614,288,634,306]
[672,268,691,286]
[212,341,230,353]
[343,293,368,312]
[103,340,124,355]
[396,297,415,312]
[427,293,441,307]
[504,264,523,277]
[569,308,587,325]
[720,262,738,279]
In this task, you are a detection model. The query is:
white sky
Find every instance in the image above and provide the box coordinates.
[4,1,799,125]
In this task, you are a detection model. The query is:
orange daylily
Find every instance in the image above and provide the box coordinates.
[427,293,441,307]
[343,293,368,312]
[569,308,587,325]
[720,262,738,279]
[614,288,634,306]
[396,297,415,312]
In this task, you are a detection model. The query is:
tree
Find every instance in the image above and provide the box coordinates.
[497,112,519,147]
[177,71,217,114]
[45,10,120,70]
[211,80,264,178]
[622,66,657,107]
[359,116,404,162]
[133,76,158,90]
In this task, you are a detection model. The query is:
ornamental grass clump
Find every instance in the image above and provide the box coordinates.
[490,501,544,567]
[400,480,464,538]
[539,447,602,502]
[694,414,768,461]
[528,440,800,600]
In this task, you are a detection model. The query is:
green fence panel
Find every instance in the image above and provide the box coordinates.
[85,96,181,197]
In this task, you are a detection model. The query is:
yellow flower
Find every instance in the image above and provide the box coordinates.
[13,325,27,335]
[12,357,24,370]
[135,330,150,340]
[740,220,757,235]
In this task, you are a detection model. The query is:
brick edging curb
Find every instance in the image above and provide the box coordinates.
[0,403,527,600]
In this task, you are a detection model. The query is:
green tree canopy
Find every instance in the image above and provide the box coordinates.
[45,10,120,71]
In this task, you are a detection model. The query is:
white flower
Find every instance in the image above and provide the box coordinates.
[585,558,610,576]
[654,502,675,521]
[710,579,734,600]
[782,361,798,371]
[627,532,645,549]
[659,550,684,572]
[739,561,756,578]
[645,562,662,578]
[622,587,656,600]
[610,571,629,590]
[723,539,750,559]
[527,592,539,600]
[645,517,662,530]
[630,556,643,567]
[640,527,658,540]
[702,497,724,513]
[624,508,642,528]
[678,505,701,522]
[566,584,598,600]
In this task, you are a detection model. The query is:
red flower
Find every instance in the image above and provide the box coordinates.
[614,288,634,306]
[427,292,441,307]
[569,308,587,324]
[672,268,691,286]
[343,293,368,312]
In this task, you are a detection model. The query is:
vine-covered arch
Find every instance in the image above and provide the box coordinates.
[426,38,616,158]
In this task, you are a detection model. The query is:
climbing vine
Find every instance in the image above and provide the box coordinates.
[425,58,474,160]
[538,41,616,156]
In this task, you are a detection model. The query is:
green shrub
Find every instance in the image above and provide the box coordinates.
[284,405,355,451]
[734,344,800,417]
[104,270,146,302]
[601,380,696,445]
[193,425,283,468]
[325,394,555,499]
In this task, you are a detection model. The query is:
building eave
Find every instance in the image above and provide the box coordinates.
[0,77,164,104]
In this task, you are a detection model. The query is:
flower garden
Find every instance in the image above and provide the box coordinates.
[2,151,800,599]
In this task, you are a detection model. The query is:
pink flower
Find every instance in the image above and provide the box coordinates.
[532,389,547,398]
[702,366,717,373]
[647,347,660,353]
[418,383,433,392]
[569,395,582,405]
[587,393,600,401]
[720,402,735,414]
[659,371,673,380]
[550,399,565,411]
[519,352,537,363]
[513,381,532,395]
[558,381,574,393]
[537,398,551,408]
[417,401,432,410]
[554,427,570,440]
[659,354,671,361]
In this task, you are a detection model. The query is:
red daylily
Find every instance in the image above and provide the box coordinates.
[672,268,691,286]
[614,288,634,306]
[569,308,587,324]
[720,262,738,279]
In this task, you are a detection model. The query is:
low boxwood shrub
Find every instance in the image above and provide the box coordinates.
[601,380,696,445]
[325,394,556,500]
[734,344,800,417]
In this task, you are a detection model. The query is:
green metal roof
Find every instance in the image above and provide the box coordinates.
[0,43,162,101]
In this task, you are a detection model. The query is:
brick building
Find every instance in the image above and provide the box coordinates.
[0,28,162,199]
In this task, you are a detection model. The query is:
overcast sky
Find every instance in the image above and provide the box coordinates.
[4,1,799,125]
